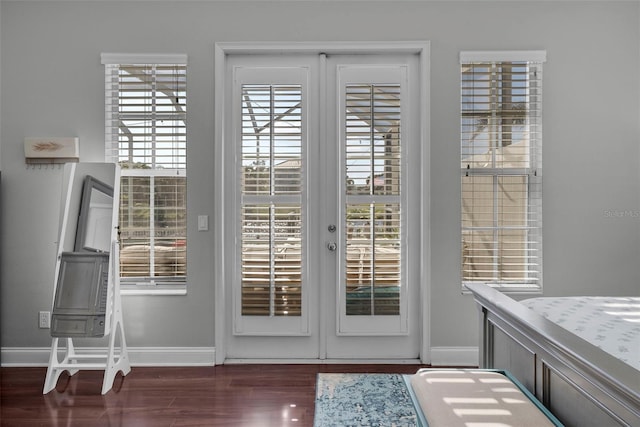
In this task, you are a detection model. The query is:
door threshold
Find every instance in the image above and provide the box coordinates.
[222,358,423,365]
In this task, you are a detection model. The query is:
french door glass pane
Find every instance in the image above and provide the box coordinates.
[240,83,303,317]
[241,204,302,316]
[241,85,302,196]
[344,81,402,317]
[345,203,401,316]
[345,84,401,196]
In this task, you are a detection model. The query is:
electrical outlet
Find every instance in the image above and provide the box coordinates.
[39,311,51,329]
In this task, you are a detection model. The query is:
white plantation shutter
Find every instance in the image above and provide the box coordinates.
[344,83,402,315]
[102,54,187,285]
[240,83,304,316]
[460,51,545,291]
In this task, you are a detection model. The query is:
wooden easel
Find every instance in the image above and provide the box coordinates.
[43,242,130,395]
[43,163,131,395]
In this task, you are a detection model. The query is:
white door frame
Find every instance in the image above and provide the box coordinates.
[213,41,431,364]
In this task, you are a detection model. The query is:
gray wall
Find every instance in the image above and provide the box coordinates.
[1,1,639,358]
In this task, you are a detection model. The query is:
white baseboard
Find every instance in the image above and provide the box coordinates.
[224,358,423,364]
[1,347,216,367]
[429,346,478,367]
[2,346,476,367]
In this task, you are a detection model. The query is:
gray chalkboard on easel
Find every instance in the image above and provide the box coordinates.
[51,165,115,337]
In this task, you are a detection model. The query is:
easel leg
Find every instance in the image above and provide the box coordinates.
[101,300,131,394]
[43,338,61,394]
[43,338,79,394]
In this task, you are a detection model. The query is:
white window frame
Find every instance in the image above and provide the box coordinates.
[460,50,545,294]
[102,53,188,295]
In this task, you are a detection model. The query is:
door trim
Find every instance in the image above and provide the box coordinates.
[214,41,431,364]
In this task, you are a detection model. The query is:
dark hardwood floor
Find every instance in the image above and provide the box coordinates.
[0,364,430,426]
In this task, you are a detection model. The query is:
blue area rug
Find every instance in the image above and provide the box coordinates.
[314,373,420,427]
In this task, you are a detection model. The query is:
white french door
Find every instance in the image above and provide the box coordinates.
[215,43,429,362]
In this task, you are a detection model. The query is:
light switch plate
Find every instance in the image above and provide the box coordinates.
[198,215,209,231]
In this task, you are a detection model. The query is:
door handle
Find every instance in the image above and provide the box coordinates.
[327,242,337,252]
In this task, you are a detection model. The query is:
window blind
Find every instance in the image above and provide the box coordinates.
[460,51,544,291]
[102,54,187,284]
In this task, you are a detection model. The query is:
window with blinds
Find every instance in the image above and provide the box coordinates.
[460,51,545,291]
[344,83,402,314]
[102,54,187,285]
[241,84,303,316]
